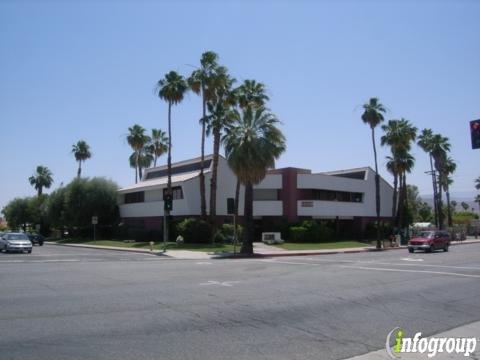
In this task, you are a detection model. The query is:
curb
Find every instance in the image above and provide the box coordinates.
[45,242,165,256]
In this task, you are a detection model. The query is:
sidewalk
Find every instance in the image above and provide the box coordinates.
[47,239,480,260]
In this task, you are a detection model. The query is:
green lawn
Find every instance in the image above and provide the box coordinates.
[274,241,371,251]
[51,238,236,253]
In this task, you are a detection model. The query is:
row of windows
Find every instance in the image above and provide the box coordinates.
[306,189,363,203]
[124,187,184,204]
[124,188,362,204]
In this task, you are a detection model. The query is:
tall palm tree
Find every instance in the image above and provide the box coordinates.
[361,97,386,249]
[71,140,92,178]
[231,79,270,215]
[430,134,451,229]
[149,128,168,167]
[206,68,236,221]
[127,124,150,183]
[188,51,222,218]
[29,166,53,197]
[440,156,456,227]
[223,106,285,255]
[418,128,440,228]
[156,71,188,241]
[381,119,417,220]
[475,176,480,190]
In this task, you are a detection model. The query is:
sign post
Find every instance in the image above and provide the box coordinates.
[92,216,98,241]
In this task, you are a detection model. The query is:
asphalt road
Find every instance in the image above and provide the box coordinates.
[1,243,479,360]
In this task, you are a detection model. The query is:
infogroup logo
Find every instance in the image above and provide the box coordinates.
[386,327,477,358]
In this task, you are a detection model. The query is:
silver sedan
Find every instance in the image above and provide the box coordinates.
[0,233,32,253]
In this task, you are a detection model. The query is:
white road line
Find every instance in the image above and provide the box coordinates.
[199,280,240,287]
[341,265,480,279]
[0,259,81,263]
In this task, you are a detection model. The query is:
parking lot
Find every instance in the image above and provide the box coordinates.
[1,243,479,359]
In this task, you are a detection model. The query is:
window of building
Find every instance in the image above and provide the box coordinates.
[124,191,145,204]
[163,186,184,200]
[307,189,363,203]
[253,189,280,201]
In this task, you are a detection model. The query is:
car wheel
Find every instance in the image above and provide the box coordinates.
[426,246,433,253]
[408,248,414,253]
[444,245,449,252]
[28,250,32,254]
[39,242,43,246]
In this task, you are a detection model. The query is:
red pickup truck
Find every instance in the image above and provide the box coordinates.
[408,230,450,253]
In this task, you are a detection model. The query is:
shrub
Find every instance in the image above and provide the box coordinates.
[213,223,243,244]
[177,218,212,244]
[289,226,308,242]
[288,220,335,242]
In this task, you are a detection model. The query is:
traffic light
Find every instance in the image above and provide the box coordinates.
[164,194,173,212]
[471,119,480,150]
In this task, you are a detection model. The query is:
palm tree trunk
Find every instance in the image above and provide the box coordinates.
[392,172,398,220]
[77,161,81,179]
[199,88,207,218]
[241,181,254,255]
[154,155,157,167]
[234,179,240,216]
[139,166,143,181]
[210,127,221,219]
[38,187,42,197]
[397,172,404,228]
[437,173,444,229]
[165,101,172,243]
[446,185,452,228]
[371,127,381,249]
[429,154,439,228]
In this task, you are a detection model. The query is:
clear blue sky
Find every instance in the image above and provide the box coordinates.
[1,0,479,211]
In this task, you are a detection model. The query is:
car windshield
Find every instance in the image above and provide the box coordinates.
[418,231,434,238]
[5,234,29,240]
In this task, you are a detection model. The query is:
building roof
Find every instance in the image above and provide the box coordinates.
[118,170,204,193]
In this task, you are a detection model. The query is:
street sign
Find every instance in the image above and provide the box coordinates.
[92,216,98,225]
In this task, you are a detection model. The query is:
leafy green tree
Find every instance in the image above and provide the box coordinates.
[46,178,119,235]
[29,166,53,197]
[156,71,188,241]
[2,197,31,231]
[361,97,386,249]
[461,201,469,211]
[417,202,433,222]
[71,140,92,178]
[223,107,285,254]
[148,128,168,167]
[188,51,222,218]
[127,124,150,183]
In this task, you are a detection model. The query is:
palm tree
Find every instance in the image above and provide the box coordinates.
[149,128,168,167]
[129,149,154,180]
[71,140,92,178]
[440,157,456,227]
[127,124,150,183]
[430,134,451,229]
[418,128,440,228]
[235,79,270,109]
[361,97,386,249]
[29,166,53,197]
[381,119,417,220]
[188,51,222,218]
[156,71,188,241]
[206,68,236,222]
[223,106,285,255]
[475,176,480,190]
[231,79,270,215]
[395,150,415,229]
